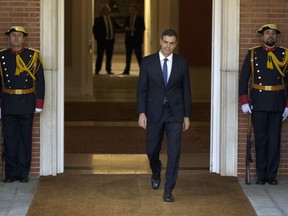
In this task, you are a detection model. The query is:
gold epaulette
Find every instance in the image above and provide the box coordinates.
[279,46,288,50]
[0,48,7,53]
[249,45,261,50]
[28,47,39,53]
[28,48,43,65]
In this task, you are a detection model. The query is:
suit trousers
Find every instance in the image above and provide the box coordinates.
[2,113,34,179]
[251,111,282,179]
[96,39,114,73]
[146,104,182,192]
[124,36,143,72]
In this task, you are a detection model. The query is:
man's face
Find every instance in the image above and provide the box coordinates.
[8,31,25,49]
[102,6,110,16]
[160,35,177,57]
[262,29,277,47]
[129,6,137,15]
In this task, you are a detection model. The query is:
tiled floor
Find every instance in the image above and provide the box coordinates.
[0,178,38,216]
[240,179,288,216]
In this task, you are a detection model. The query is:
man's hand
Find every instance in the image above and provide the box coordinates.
[241,103,251,114]
[138,113,147,129]
[183,117,190,131]
[282,107,288,121]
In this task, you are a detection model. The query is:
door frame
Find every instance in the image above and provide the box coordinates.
[40,0,240,176]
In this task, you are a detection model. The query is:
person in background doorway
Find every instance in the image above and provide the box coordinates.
[239,23,288,185]
[93,4,121,75]
[122,4,145,75]
[0,26,45,183]
[137,29,191,202]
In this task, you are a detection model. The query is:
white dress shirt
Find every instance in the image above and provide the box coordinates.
[159,52,173,83]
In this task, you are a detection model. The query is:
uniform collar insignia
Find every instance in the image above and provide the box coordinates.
[262,46,277,52]
[9,47,24,55]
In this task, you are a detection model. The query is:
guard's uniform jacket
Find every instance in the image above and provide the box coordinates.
[239,45,288,180]
[0,47,45,113]
[0,47,45,180]
[239,46,288,111]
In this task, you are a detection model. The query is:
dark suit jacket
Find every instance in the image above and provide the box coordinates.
[124,15,145,43]
[93,16,120,42]
[137,52,192,123]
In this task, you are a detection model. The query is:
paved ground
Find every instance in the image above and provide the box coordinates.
[0,178,37,216]
[0,177,287,216]
[240,178,288,216]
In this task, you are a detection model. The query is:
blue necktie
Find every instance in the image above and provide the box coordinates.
[163,58,168,103]
[163,58,168,86]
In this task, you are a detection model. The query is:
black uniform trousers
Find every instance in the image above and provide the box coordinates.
[124,36,143,73]
[95,39,114,73]
[146,104,182,193]
[2,113,34,179]
[251,111,282,179]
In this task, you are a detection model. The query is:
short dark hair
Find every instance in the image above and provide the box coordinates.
[161,29,178,41]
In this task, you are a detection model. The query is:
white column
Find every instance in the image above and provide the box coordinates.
[40,0,64,175]
[210,0,240,176]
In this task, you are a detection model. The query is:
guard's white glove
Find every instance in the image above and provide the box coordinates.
[241,103,251,114]
[282,107,288,121]
[35,108,43,113]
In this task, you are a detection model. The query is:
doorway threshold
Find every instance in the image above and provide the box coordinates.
[64,153,209,174]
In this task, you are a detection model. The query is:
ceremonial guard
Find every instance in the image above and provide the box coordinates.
[0,26,45,183]
[239,24,288,185]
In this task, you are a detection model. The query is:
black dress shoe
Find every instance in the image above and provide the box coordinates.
[107,71,114,75]
[163,191,174,202]
[267,177,278,185]
[19,177,29,183]
[3,177,17,183]
[121,71,129,75]
[256,178,266,185]
[151,172,161,189]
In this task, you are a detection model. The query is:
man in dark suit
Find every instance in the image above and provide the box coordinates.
[122,4,145,75]
[137,29,191,202]
[0,26,45,183]
[239,24,288,185]
[93,4,121,75]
